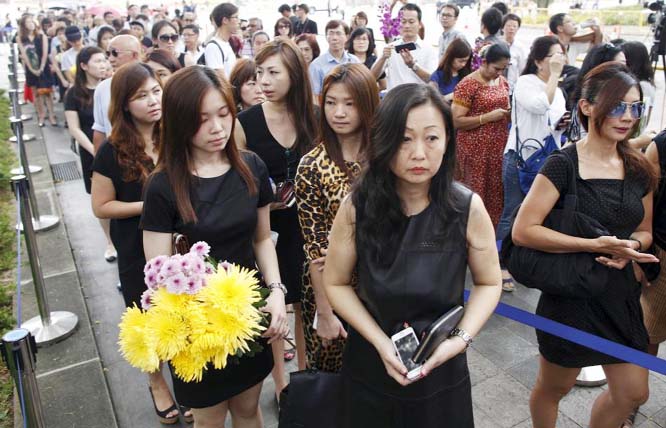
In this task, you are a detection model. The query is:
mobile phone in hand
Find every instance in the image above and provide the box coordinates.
[391,327,422,380]
[394,42,417,53]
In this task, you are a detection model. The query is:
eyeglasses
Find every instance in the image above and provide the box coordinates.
[106,48,133,57]
[159,34,179,42]
[440,13,455,18]
[607,101,644,119]
[278,24,290,29]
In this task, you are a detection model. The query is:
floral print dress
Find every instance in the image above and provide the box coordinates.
[453,75,510,228]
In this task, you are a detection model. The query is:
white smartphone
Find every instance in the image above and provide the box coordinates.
[390,327,423,380]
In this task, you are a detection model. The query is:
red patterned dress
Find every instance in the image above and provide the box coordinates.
[453,75,510,228]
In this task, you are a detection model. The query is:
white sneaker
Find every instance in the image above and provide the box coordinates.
[104,248,117,262]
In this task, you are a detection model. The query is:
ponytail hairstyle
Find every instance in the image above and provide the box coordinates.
[579,62,658,191]
[522,36,565,76]
[71,46,105,107]
[156,66,257,223]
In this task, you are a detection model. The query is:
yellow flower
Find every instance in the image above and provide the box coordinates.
[145,307,190,361]
[118,306,160,373]
[171,349,209,383]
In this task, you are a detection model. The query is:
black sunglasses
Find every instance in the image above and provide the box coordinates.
[159,34,179,42]
[106,48,132,57]
[240,26,247,31]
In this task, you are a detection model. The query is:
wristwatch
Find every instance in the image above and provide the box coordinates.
[411,62,420,72]
[267,282,288,296]
[449,328,473,349]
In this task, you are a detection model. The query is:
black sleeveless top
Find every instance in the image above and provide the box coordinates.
[343,183,473,399]
[653,131,666,249]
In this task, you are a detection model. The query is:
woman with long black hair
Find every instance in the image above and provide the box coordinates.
[64,46,117,264]
[324,84,502,427]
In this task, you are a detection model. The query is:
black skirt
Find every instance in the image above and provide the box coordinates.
[341,372,474,428]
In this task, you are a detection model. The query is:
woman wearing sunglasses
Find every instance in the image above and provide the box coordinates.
[152,20,195,67]
[512,62,659,428]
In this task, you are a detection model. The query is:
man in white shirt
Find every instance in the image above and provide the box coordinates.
[549,13,603,66]
[438,3,464,59]
[204,2,238,77]
[91,35,142,150]
[502,13,527,92]
[371,3,438,91]
[61,26,84,84]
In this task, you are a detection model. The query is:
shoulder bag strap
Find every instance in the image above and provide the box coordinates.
[559,148,579,212]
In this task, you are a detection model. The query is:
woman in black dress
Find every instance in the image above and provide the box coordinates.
[513,62,659,427]
[64,47,117,264]
[235,38,317,385]
[324,84,502,427]
[90,63,180,425]
[142,66,289,427]
[16,14,57,127]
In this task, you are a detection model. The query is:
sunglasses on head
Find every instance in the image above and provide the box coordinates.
[159,34,179,42]
[607,101,644,119]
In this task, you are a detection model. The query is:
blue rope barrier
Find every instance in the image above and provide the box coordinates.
[463,289,666,374]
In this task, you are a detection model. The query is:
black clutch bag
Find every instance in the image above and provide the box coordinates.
[412,306,464,364]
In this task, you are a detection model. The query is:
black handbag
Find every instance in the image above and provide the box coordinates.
[501,148,613,299]
[278,364,342,428]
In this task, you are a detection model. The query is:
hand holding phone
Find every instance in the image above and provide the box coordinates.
[394,42,416,53]
[555,111,571,130]
[391,327,423,380]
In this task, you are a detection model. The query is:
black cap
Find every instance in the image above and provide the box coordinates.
[64,25,81,42]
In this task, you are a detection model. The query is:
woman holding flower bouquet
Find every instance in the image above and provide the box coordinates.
[90,63,181,424]
[142,66,289,428]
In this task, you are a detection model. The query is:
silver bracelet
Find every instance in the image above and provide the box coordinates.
[449,328,473,349]
[267,282,288,296]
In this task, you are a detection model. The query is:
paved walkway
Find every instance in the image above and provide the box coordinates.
[3,42,666,427]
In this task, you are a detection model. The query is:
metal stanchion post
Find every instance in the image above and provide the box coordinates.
[7,91,35,142]
[10,120,57,233]
[1,329,46,427]
[9,45,32,122]
[11,177,77,346]
[9,116,41,175]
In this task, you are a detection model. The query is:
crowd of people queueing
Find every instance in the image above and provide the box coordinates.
[6,1,666,427]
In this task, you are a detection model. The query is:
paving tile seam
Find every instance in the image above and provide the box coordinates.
[36,357,100,379]
[19,268,78,285]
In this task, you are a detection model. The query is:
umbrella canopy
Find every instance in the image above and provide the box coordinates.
[46,1,75,10]
[86,5,124,18]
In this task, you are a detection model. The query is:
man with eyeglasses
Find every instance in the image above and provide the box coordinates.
[91,34,142,151]
[309,20,359,99]
[203,2,238,76]
[438,3,464,59]
[181,24,202,63]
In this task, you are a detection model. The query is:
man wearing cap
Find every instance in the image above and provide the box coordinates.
[61,26,84,84]
[92,34,142,150]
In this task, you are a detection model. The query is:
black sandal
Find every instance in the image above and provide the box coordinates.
[148,386,179,425]
[179,405,194,424]
[620,408,638,428]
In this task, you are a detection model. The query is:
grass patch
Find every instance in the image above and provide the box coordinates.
[0,90,18,427]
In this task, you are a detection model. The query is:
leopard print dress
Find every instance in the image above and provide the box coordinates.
[295,144,361,371]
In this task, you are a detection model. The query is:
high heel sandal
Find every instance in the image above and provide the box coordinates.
[179,405,194,424]
[148,386,179,425]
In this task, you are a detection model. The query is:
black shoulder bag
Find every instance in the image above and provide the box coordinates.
[500,148,613,298]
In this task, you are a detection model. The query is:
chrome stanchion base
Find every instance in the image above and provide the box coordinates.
[575,365,607,387]
[16,215,60,233]
[21,311,78,346]
[9,134,36,143]
[11,165,43,175]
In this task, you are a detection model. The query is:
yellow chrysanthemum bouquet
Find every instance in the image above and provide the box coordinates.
[118,241,267,382]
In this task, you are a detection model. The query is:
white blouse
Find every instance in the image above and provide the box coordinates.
[505,73,567,155]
